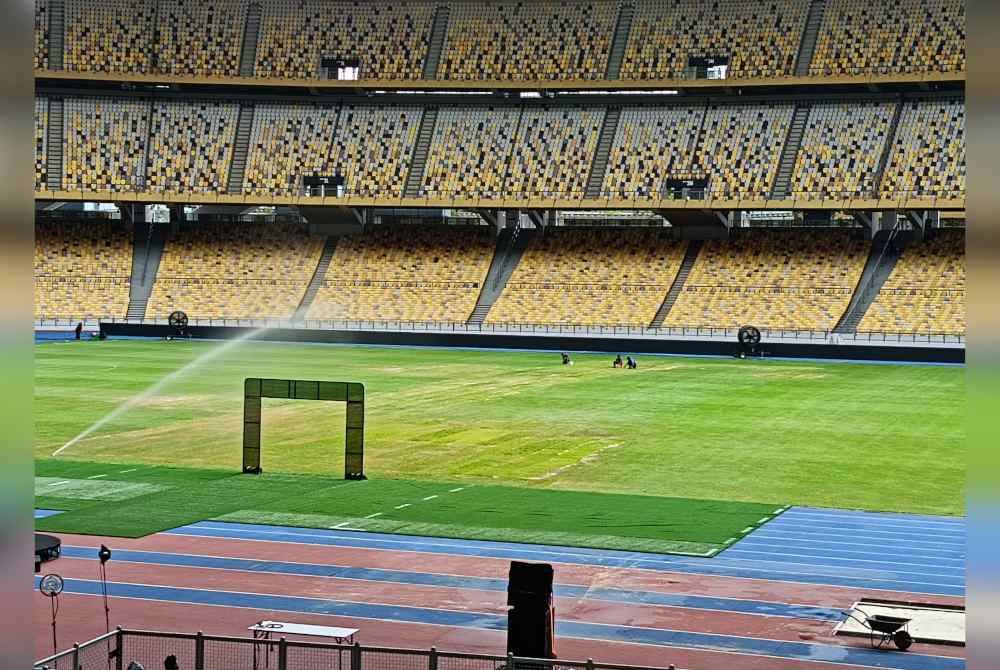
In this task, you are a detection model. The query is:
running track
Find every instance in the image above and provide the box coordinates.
[34,506,965,669]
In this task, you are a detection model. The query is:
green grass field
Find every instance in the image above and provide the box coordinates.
[34,338,965,552]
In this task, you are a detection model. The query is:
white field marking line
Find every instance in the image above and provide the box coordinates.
[720,548,967,572]
[768,522,966,539]
[752,529,964,547]
[757,517,770,524]
[422,495,438,501]
[87,474,107,479]
[364,513,383,519]
[740,527,753,534]
[716,553,965,579]
[449,487,465,493]
[726,542,967,566]
[119,469,138,474]
[781,509,966,527]
[329,522,367,531]
[172,525,962,587]
[62,543,851,614]
[48,481,71,487]
[747,532,967,552]
[161,529,965,595]
[394,504,411,509]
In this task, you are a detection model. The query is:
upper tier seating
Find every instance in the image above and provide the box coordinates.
[62,97,150,192]
[421,106,522,198]
[35,97,47,190]
[34,221,133,320]
[329,105,422,197]
[693,103,794,198]
[621,0,807,80]
[254,0,432,79]
[791,100,896,199]
[506,107,605,197]
[440,0,616,81]
[811,0,965,75]
[34,0,48,69]
[486,228,687,327]
[881,98,965,198]
[601,105,704,198]
[147,222,324,320]
[306,225,495,322]
[858,229,965,335]
[64,0,155,73]
[243,103,340,196]
[154,0,248,76]
[146,100,239,194]
[664,229,869,331]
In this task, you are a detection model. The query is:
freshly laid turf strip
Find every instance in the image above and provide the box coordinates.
[35,339,965,514]
[34,459,778,554]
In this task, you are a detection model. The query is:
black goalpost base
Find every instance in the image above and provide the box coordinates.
[242,378,366,479]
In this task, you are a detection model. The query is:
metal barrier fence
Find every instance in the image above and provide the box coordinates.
[34,629,681,670]
[34,316,966,345]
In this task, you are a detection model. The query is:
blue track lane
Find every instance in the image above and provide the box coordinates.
[58,545,843,621]
[35,576,963,670]
[34,509,64,519]
[163,517,966,597]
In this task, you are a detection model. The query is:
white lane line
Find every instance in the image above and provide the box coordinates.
[769,522,965,539]
[449,487,465,493]
[422,495,438,501]
[87,474,107,479]
[48,481,71,487]
[753,529,963,547]
[757,517,770,524]
[740,527,753,534]
[119,469,138,474]
[394,504,411,509]
[364,513,383,519]
[722,548,966,573]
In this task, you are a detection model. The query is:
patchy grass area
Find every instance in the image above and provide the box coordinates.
[35,339,964,521]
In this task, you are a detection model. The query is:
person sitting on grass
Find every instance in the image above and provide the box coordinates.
[613,354,623,368]
[561,352,572,365]
[626,356,637,369]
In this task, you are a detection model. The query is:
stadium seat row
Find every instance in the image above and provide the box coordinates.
[36,0,965,79]
[34,222,966,337]
[35,96,966,200]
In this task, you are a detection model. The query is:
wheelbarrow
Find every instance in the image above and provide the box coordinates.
[842,608,913,651]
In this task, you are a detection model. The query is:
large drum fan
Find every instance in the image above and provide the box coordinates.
[737,325,761,358]
[168,310,189,337]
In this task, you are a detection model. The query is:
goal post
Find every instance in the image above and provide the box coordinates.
[243,378,365,479]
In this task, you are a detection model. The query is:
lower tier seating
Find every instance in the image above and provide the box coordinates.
[858,229,965,335]
[146,222,324,320]
[486,228,687,327]
[307,225,494,322]
[664,229,869,331]
[34,220,133,320]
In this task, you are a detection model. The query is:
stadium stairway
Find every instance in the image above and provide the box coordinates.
[770,103,810,198]
[423,4,450,79]
[48,0,64,70]
[833,229,909,334]
[238,2,262,78]
[127,222,166,321]
[650,239,701,328]
[467,225,535,325]
[584,108,621,199]
[794,0,827,76]
[873,99,905,195]
[226,104,255,195]
[294,236,337,321]
[605,2,635,79]
[45,97,63,190]
[404,108,439,198]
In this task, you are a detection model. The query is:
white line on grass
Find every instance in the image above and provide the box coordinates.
[88,474,107,479]
[119,469,138,474]
[49,481,71,487]
[364,513,383,519]
[422,495,438,501]
[741,527,753,534]
[449,487,465,493]
[394,504,411,509]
